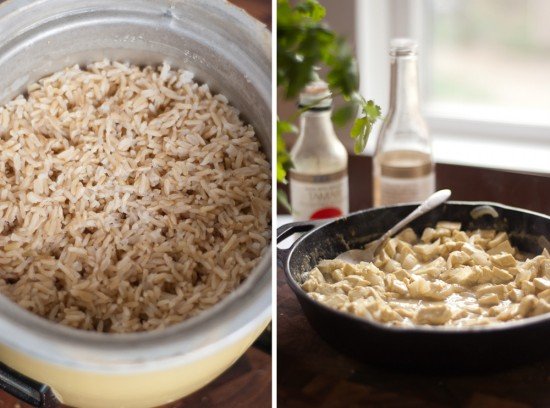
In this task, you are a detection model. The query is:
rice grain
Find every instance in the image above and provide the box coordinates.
[0,60,271,333]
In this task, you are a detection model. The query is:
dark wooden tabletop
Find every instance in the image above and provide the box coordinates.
[0,1,272,407]
[277,155,550,407]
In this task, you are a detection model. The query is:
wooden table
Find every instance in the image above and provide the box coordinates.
[277,155,550,407]
[0,1,272,407]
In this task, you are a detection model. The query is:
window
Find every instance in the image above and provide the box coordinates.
[356,0,550,174]
[428,0,550,116]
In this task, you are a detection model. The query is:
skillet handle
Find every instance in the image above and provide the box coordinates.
[0,362,58,407]
[276,220,326,269]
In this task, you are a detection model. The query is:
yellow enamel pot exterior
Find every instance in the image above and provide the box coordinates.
[0,1,272,406]
[0,319,268,408]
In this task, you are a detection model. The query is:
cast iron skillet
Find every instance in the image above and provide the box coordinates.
[277,201,550,371]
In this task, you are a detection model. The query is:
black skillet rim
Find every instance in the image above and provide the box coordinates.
[282,200,550,335]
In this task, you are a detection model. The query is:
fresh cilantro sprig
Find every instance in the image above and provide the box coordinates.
[350,97,382,154]
[277,0,381,198]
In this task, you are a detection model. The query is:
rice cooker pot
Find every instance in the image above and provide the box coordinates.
[0,1,272,407]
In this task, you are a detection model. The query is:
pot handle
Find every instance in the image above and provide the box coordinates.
[0,362,58,407]
[276,220,326,269]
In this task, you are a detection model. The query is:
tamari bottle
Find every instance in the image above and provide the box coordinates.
[373,38,435,206]
[289,80,349,221]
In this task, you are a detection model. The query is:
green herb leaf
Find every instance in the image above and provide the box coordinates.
[364,99,382,121]
[349,96,382,153]
[352,118,371,154]
[277,189,292,212]
[276,120,295,184]
[326,40,359,98]
[277,119,297,135]
[332,103,356,127]
[277,0,333,98]
[350,116,366,138]
[295,0,326,21]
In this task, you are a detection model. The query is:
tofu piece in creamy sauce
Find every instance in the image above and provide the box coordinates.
[302,222,550,327]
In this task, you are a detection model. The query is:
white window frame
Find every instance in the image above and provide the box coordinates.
[356,0,550,175]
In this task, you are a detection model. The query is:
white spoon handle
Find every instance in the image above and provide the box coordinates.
[380,189,452,243]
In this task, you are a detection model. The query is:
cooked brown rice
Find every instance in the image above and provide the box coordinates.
[0,60,271,333]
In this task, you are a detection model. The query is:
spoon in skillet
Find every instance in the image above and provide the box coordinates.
[336,189,452,264]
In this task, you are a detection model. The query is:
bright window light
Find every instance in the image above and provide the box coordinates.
[427,0,550,124]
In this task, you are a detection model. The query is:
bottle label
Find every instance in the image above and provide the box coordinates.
[379,172,435,206]
[290,170,349,221]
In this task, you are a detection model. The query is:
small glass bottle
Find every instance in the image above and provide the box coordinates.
[289,80,349,221]
[373,38,435,207]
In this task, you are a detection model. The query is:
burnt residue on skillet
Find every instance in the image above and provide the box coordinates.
[278,201,550,372]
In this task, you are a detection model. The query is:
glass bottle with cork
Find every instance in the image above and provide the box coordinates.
[373,38,435,206]
[289,78,349,221]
